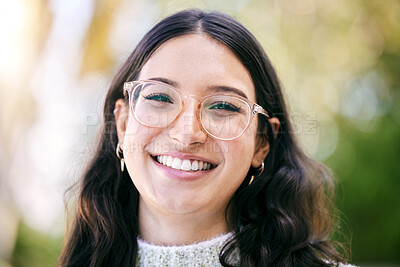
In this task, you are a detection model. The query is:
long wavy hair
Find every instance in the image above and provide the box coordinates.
[59,9,347,267]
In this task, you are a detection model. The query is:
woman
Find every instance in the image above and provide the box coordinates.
[59,9,354,266]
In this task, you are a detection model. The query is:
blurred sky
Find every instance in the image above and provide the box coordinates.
[0,0,399,264]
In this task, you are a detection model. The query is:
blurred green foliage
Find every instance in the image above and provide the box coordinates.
[325,5,400,262]
[10,223,62,267]
[328,115,400,264]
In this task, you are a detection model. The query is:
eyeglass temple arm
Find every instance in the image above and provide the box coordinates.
[253,104,269,118]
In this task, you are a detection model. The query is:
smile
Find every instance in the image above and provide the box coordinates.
[151,155,216,172]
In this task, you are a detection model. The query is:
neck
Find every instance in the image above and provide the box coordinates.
[138,197,230,246]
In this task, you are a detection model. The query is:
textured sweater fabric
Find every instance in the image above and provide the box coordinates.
[136,232,236,267]
[135,232,357,267]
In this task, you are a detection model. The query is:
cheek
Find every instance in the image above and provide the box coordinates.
[219,135,255,176]
[246,118,260,137]
[123,117,162,151]
[124,117,147,145]
[123,118,161,173]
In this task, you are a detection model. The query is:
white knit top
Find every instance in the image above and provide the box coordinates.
[136,232,236,267]
[135,232,357,267]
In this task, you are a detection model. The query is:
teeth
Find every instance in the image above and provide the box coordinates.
[154,155,213,171]
[199,161,203,170]
[181,160,191,171]
[171,158,181,169]
[191,160,198,171]
[166,156,173,167]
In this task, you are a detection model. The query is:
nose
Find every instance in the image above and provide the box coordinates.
[167,100,207,146]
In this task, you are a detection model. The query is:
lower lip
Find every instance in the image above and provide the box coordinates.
[150,156,216,181]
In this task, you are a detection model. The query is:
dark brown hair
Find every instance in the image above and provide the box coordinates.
[59,9,347,266]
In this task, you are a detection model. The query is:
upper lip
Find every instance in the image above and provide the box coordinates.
[149,151,218,166]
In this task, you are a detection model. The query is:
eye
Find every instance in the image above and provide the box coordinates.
[208,101,241,112]
[143,93,174,103]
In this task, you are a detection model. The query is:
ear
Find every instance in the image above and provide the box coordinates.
[251,117,280,168]
[114,99,129,147]
[270,117,280,139]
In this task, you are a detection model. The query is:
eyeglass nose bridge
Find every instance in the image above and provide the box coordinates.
[174,94,204,126]
[175,93,204,121]
[181,93,202,103]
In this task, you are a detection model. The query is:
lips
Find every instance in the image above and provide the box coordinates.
[150,153,217,172]
[148,152,219,181]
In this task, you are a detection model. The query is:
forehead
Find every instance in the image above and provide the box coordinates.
[138,34,256,102]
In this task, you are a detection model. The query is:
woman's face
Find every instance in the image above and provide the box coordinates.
[118,34,271,218]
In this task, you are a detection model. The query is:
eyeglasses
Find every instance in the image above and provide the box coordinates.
[123,80,269,141]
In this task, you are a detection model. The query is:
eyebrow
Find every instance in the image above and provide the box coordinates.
[207,85,248,99]
[147,77,248,99]
[148,77,178,87]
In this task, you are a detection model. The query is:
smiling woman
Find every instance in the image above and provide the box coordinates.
[59,9,355,267]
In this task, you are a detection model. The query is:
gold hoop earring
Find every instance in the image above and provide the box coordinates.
[116,142,125,172]
[249,162,264,185]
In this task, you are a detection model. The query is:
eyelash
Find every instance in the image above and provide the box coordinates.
[143,93,173,103]
[208,101,241,112]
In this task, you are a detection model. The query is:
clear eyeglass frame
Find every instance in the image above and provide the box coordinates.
[123,80,270,141]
